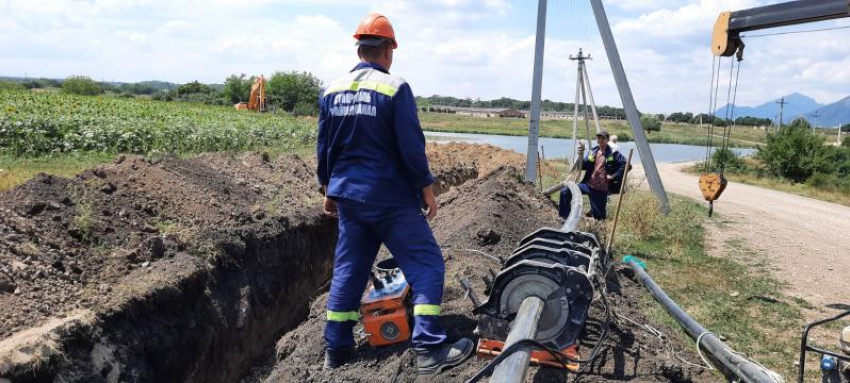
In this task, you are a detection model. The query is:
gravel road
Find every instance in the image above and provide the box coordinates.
[635,162,849,313]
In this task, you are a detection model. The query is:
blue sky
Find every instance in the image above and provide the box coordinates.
[1,0,849,114]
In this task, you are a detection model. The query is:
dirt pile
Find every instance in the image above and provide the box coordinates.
[0,153,321,339]
[261,167,715,383]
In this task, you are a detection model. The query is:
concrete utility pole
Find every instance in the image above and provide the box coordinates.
[589,0,670,212]
[811,110,821,133]
[776,97,788,130]
[524,0,547,183]
[569,49,602,158]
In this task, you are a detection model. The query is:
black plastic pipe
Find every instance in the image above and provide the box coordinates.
[627,260,782,383]
[490,296,545,383]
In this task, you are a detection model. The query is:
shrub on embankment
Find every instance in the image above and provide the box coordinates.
[706,119,850,195]
[0,91,316,156]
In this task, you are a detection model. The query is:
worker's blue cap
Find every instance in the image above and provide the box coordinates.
[596,130,610,140]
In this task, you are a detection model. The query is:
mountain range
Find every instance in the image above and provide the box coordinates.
[716,92,848,128]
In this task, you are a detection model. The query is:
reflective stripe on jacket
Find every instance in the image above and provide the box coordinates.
[317,62,434,207]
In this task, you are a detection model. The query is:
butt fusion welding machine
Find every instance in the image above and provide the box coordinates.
[470,228,606,372]
[360,258,412,347]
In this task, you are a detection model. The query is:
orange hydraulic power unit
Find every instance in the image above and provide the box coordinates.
[360,259,411,347]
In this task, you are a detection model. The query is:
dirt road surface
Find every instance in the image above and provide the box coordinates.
[636,162,849,313]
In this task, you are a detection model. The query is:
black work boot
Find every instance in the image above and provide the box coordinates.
[323,348,352,369]
[416,338,474,375]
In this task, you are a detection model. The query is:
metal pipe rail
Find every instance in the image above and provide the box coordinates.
[627,260,782,383]
[490,297,546,383]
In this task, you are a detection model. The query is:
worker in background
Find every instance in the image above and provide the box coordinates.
[609,134,620,153]
[559,130,626,220]
[316,13,473,375]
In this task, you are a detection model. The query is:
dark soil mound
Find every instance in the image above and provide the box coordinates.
[261,167,717,383]
[0,153,320,339]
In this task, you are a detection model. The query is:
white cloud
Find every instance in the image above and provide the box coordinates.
[1,0,848,114]
[157,20,197,36]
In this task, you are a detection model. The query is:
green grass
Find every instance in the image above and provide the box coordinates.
[419,112,767,148]
[0,152,115,192]
[613,191,813,379]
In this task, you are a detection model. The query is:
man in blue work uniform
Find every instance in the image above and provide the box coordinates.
[316,13,474,375]
[559,130,627,220]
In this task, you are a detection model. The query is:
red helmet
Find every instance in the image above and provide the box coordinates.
[354,13,398,49]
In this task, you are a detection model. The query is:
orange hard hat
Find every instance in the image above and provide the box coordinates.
[354,13,398,49]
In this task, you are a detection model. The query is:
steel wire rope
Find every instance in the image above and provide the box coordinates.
[704,55,719,172]
[718,57,736,174]
[722,58,743,163]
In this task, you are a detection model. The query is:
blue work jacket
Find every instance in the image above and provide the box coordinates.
[317,62,434,207]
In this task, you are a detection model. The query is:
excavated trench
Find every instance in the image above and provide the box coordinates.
[16,216,338,383]
[1,144,713,383]
[0,148,480,383]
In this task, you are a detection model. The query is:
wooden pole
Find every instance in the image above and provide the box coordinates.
[537,151,543,190]
[605,149,634,255]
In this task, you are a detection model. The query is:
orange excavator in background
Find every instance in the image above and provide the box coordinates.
[234,75,267,112]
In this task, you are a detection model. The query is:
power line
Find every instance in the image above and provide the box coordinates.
[742,25,850,39]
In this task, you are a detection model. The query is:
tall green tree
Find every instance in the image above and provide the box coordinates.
[61,76,102,96]
[266,71,322,115]
[640,115,662,133]
[222,74,255,104]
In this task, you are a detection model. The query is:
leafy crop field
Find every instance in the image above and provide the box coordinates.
[0,91,316,156]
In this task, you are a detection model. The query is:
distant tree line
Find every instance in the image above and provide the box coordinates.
[152,71,322,116]
[415,95,628,119]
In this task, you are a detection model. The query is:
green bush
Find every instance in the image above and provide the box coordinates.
[176,81,215,97]
[292,101,316,117]
[267,71,322,116]
[0,81,25,92]
[710,148,747,172]
[151,91,173,102]
[640,115,662,133]
[61,76,102,96]
[843,136,850,148]
[757,119,831,182]
[808,172,836,192]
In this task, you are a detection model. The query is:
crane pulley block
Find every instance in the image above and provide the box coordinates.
[699,173,727,203]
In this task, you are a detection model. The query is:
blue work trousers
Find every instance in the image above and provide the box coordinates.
[559,183,608,220]
[324,198,447,354]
